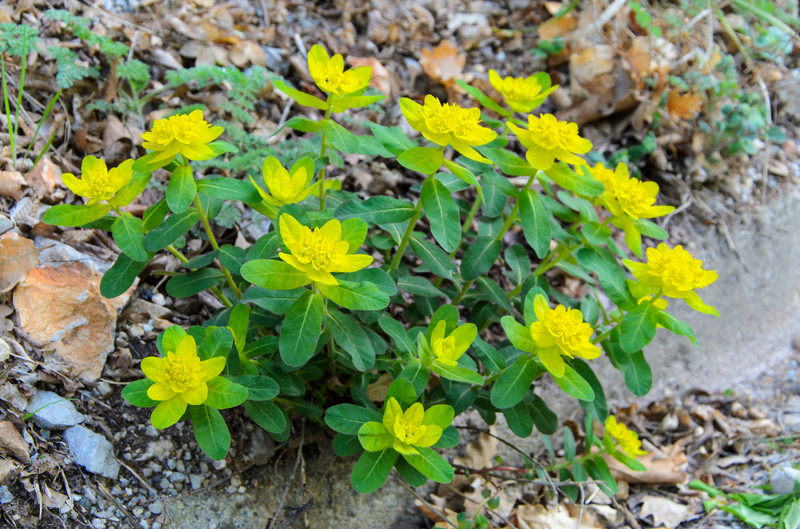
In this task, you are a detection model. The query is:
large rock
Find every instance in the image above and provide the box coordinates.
[26,390,84,430]
[63,426,119,479]
[771,466,800,495]
[13,238,134,383]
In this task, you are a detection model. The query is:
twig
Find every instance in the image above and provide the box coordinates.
[394,471,458,529]
[755,74,772,204]
[96,481,139,528]
[611,495,641,529]
[661,194,692,229]
[276,100,294,131]
[443,483,515,528]
[267,419,306,529]
[293,34,307,58]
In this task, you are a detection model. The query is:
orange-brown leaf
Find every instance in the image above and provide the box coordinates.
[0,235,41,292]
[420,41,466,86]
[667,91,703,119]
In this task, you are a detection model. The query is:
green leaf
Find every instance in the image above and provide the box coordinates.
[620,302,659,353]
[325,307,376,371]
[378,316,415,360]
[121,379,158,407]
[316,280,390,311]
[320,119,360,153]
[588,456,618,495]
[481,176,508,217]
[181,250,218,269]
[624,351,653,396]
[515,189,550,261]
[612,450,648,472]
[273,80,329,110]
[331,95,385,113]
[166,165,196,213]
[397,275,445,298]
[335,196,416,224]
[111,212,148,262]
[241,259,312,290]
[553,364,595,401]
[580,295,599,326]
[43,204,111,227]
[572,359,608,422]
[395,456,428,486]
[461,236,502,280]
[204,377,248,409]
[196,177,261,204]
[501,316,536,353]
[432,425,459,448]
[403,447,454,483]
[472,337,506,373]
[100,253,150,298]
[432,362,484,385]
[358,422,395,451]
[325,404,383,435]
[582,221,611,245]
[399,359,431,396]
[445,383,477,415]
[409,236,459,282]
[368,123,417,156]
[504,401,533,437]
[283,116,320,133]
[217,245,246,275]
[505,244,531,285]
[226,375,279,401]
[658,311,698,345]
[422,176,461,253]
[476,276,514,314]
[227,303,249,354]
[351,449,398,494]
[491,356,538,409]
[108,172,152,208]
[442,159,481,193]
[482,148,537,176]
[333,433,363,457]
[132,151,170,173]
[545,163,604,196]
[279,291,324,367]
[456,79,509,115]
[528,394,558,435]
[166,268,225,298]
[397,147,444,174]
[242,286,305,315]
[632,218,668,240]
[576,249,637,310]
[386,378,417,408]
[191,405,230,461]
[563,426,576,461]
[143,210,200,252]
[198,327,233,360]
[256,361,306,397]
[245,400,288,433]
[246,232,279,261]
[142,198,170,233]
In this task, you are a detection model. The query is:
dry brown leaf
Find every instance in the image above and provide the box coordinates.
[453,428,498,470]
[230,41,267,68]
[26,157,63,198]
[667,91,703,120]
[517,504,598,529]
[348,57,393,96]
[539,13,578,40]
[0,171,26,200]
[102,117,133,167]
[0,235,41,292]
[570,45,615,88]
[639,495,696,528]
[628,36,651,77]
[365,373,393,401]
[420,41,465,86]
[603,443,688,485]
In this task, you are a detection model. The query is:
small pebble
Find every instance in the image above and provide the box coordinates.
[148,502,163,515]
[0,486,12,504]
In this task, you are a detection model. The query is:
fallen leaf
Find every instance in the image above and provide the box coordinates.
[42,482,70,510]
[516,504,597,529]
[639,495,696,528]
[348,57,393,96]
[604,443,688,485]
[628,36,651,77]
[366,373,393,401]
[667,91,703,120]
[0,171,26,200]
[230,41,267,68]
[420,41,465,86]
[539,13,578,40]
[26,156,63,198]
[102,117,133,167]
[453,428,498,470]
[0,421,29,462]
[0,235,41,292]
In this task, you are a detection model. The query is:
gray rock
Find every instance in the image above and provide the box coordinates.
[771,466,800,494]
[0,486,12,504]
[26,390,84,430]
[33,237,110,274]
[64,426,119,479]
[148,501,163,515]
[189,474,203,490]
[0,215,13,236]
[169,472,187,483]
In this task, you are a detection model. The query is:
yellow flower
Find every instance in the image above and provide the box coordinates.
[308,44,371,96]
[357,398,453,455]
[638,295,668,311]
[400,95,498,163]
[529,294,601,377]
[429,320,477,367]
[488,70,557,114]
[279,214,373,286]
[508,114,592,171]
[623,244,718,306]
[62,156,134,205]
[605,415,647,457]
[141,109,224,166]
[250,156,314,210]
[587,162,621,200]
[614,177,674,221]
[141,336,226,428]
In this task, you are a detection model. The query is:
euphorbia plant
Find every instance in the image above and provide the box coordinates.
[42,41,719,494]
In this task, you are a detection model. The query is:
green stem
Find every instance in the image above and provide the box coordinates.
[452,279,474,305]
[592,329,611,344]
[194,193,243,301]
[494,172,537,242]
[462,196,481,234]
[534,242,581,277]
[111,205,123,216]
[389,187,426,271]
[545,448,608,472]
[166,244,233,309]
[318,102,332,210]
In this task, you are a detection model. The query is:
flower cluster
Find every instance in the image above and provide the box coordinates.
[605,415,647,457]
[591,162,674,220]
[429,320,477,367]
[308,44,371,96]
[358,398,453,455]
[509,114,592,170]
[489,69,557,113]
[250,156,314,212]
[141,109,224,166]
[63,157,134,204]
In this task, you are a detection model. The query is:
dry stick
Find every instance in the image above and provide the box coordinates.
[755,74,773,204]
[393,471,458,529]
[96,481,140,528]
[443,482,515,528]
[611,495,641,529]
[267,419,306,529]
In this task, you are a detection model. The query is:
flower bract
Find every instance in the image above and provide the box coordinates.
[488,70,557,113]
[358,397,454,455]
[251,156,314,209]
[308,44,371,96]
[509,114,591,170]
[141,109,224,166]
[400,95,497,163]
[141,335,226,428]
[62,157,134,205]
[605,415,647,457]
[529,294,601,377]
[279,214,372,286]
[429,320,477,367]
